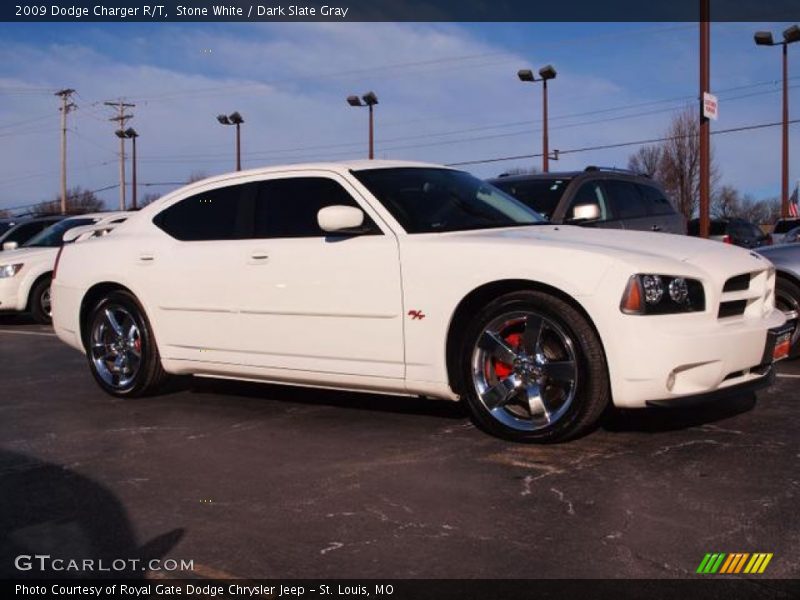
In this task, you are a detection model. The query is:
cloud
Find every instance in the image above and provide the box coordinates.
[0,22,794,212]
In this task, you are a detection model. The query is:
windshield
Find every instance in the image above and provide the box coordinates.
[491,177,571,219]
[352,168,546,234]
[23,217,95,247]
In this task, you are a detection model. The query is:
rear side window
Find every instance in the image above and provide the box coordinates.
[253,177,376,238]
[6,221,47,243]
[155,183,255,241]
[492,178,570,219]
[604,181,648,219]
[637,184,675,216]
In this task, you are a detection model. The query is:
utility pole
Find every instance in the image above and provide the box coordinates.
[55,89,75,215]
[104,99,135,210]
[698,0,711,238]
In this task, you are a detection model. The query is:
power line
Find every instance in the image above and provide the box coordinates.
[445,118,800,166]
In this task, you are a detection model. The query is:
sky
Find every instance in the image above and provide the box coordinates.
[0,21,798,213]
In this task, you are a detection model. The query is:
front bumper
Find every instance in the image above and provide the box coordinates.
[646,365,774,407]
[0,277,24,312]
[608,309,786,408]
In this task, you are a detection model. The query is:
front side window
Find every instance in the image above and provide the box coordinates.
[154,183,254,241]
[253,177,377,238]
[567,182,611,221]
[352,168,544,234]
[604,180,648,219]
[492,178,570,219]
[637,184,675,216]
[24,218,95,247]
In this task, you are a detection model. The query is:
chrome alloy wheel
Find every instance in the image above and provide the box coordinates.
[471,311,578,432]
[41,286,52,317]
[90,305,142,390]
[775,287,800,350]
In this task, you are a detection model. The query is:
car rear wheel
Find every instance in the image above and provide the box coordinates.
[29,275,52,325]
[775,276,800,359]
[86,290,167,396]
[460,290,610,442]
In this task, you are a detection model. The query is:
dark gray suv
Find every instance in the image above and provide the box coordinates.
[488,167,686,234]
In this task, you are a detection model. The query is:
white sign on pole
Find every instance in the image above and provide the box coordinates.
[703,92,718,121]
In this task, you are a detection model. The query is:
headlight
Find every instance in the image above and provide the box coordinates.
[0,264,23,278]
[621,274,705,315]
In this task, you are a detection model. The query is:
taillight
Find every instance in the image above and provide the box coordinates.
[722,235,732,244]
[53,245,64,280]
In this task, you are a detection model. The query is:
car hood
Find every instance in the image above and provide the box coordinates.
[448,225,769,271]
[0,246,58,264]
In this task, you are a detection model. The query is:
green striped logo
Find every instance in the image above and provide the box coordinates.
[697,553,773,574]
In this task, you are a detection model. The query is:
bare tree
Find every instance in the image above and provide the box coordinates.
[32,187,104,216]
[0,209,10,218]
[139,192,161,207]
[498,166,539,177]
[627,145,663,178]
[627,106,719,219]
[711,184,743,219]
[739,196,781,225]
[187,171,208,184]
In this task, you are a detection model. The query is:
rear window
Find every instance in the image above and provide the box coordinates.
[688,220,729,236]
[491,178,570,219]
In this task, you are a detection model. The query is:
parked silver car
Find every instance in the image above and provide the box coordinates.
[758,243,800,358]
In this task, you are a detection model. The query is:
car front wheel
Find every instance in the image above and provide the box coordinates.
[775,276,800,359]
[29,275,53,325]
[86,290,167,397]
[460,290,610,442]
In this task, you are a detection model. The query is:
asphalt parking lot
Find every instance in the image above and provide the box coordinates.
[1,315,798,581]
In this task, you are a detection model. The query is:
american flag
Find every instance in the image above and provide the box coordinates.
[791,182,799,218]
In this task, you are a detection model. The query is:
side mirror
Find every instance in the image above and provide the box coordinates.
[570,203,601,223]
[2,241,18,251]
[317,205,366,234]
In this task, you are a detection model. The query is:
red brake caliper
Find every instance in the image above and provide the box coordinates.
[493,332,521,379]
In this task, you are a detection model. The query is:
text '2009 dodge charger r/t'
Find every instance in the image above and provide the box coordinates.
[51,161,790,442]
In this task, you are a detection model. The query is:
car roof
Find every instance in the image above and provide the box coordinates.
[185,160,450,187]
[487,170,655,184]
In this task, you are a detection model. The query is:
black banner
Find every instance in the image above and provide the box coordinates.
[4,579,800,600]
[3,0,800,23]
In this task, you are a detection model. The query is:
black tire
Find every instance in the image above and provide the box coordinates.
[85,290,168,397]
[775,276,800,360]
[29,275,53,325]
[459,290,610,443]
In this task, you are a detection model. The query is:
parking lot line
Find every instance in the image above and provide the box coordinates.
[776,373,800,378]
[0,329,56,337]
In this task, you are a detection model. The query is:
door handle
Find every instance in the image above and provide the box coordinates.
[249,252,269,263]
[138,253,155,262]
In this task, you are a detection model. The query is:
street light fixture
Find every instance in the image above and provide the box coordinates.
[347,91,379,159]
[217,111,244,171]
[754,24,800,217]
[115,127,139,209]
[518,65,557,172]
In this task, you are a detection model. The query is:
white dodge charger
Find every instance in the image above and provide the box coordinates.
[52,161,790,442]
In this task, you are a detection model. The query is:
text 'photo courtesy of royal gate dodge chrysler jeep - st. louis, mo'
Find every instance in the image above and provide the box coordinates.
[50,161,791,442]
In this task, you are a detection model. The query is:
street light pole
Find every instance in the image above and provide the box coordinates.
[217,112,245,172]
[518,65,557,173]
[115,128,139,209]
[755,24,800,218]
[130,130,138,209]
[699,4,711,239]
[347,92,379,159]
[783,41,789,217]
